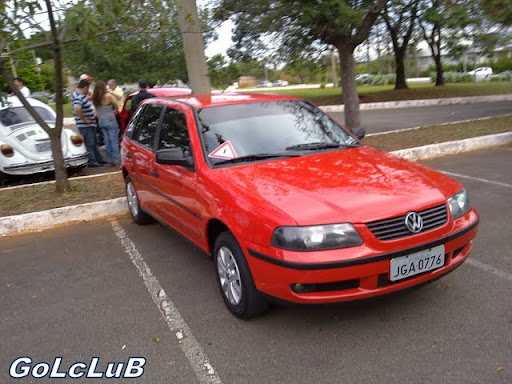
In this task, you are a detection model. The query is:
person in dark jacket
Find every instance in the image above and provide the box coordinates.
[131,79,155,113]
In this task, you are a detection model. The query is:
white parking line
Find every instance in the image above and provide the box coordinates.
[111,220,224,384]
[466,258,512,282]
[441,171,512,189]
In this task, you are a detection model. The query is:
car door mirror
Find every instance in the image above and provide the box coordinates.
[351,127,366,139]
[156,148,193,168]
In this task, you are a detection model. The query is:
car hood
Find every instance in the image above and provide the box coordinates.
[214,146,462,225]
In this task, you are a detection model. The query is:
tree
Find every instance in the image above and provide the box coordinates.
[62,1,188,85]
[480,0,512,26]
[418,0,474,86]
[382,0,420,89]
[1,0,71,192]
[214,0,388,129]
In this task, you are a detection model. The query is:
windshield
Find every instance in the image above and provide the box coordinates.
[0,106,55,127]
[197,100,358,165]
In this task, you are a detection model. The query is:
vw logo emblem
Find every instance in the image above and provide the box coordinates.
[405,212,424,233]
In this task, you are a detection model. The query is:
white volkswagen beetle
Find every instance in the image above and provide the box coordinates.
[0,96,88,181]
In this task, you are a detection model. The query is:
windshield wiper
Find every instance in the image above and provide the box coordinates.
[214,153,301,165]
[285,142,359,151]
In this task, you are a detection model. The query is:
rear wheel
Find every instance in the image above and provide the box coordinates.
[125,176,154,224]
[214,231,267,319]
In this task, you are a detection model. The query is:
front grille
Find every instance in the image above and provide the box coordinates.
[367,204,448,241]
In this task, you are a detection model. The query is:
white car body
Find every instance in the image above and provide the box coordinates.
[467,67,493,80]
[0,96,88,177]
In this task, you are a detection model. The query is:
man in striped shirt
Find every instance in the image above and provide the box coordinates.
[72,79,104,167]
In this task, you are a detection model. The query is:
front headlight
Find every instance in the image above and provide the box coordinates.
[271,223,363,251]
[448,189,471,220]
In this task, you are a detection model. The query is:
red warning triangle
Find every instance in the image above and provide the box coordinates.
[208,141,238,159]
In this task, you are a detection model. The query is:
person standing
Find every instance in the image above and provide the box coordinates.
[107,79,124,112]
[92,80,121,167]
[131,79,155,113]
[72,79,104,167]
[13,77,31,97]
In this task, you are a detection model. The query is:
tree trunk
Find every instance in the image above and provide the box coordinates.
[434,54,444,86]
[394,47,408,89]
[337,45,360,130]
[177,0,211,94]
[45,0,68,192]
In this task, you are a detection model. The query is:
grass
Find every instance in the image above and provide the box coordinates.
[1,115,510,218]
[252,81,512,106]
[0,173,125,217]
[363,115,512,152]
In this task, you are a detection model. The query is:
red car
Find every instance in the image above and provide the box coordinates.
[121,93,479,319]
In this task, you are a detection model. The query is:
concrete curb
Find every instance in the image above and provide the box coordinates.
[390,132,512,160]
[320,94,512,113]
[1,131,511,238]
[0,198,127,237]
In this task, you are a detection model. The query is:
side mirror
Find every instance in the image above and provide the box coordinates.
[156,148,193,168]
[351,127,366,140]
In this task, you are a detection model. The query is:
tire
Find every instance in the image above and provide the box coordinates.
[214,231,268,319]
[125,176,154,224]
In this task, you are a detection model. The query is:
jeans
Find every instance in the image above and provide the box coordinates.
[99,117,121,164]
[78,125,104,165]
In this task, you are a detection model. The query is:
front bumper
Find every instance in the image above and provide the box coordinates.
[246,210,479,303]
[2,153,89,175]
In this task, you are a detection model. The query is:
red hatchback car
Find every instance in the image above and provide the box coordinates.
[121,93,479,319]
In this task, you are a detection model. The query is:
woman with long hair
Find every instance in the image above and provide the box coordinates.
[92,80,121,167]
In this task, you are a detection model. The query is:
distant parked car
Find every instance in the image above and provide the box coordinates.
[355,73,371,84]
[0,96,88,181]
[272,80,289,87]
[29,91,52,103]
[256,81,273,88]
[467,67,493,80]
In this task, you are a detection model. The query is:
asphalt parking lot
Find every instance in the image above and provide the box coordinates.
[1,145,511,384]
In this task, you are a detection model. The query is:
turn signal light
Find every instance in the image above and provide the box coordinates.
[1,144,14,157]
[71,135,84,146]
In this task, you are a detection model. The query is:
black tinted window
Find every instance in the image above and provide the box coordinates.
[0,106,55,127]
[132,104,163,149]
[158,109,190,151]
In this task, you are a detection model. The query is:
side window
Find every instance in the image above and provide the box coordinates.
[132,104,163,150]
[158,108,190,152]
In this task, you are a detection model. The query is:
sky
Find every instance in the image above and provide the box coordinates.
[204,19,233,58]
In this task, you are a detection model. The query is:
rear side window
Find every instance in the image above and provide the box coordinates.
[131,104,163,150]
[158,108,190,152]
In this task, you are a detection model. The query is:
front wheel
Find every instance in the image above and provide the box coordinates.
[125,176,154,224]
[214,231,267,319]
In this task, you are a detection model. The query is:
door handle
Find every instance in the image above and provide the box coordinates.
[150,169,159,178]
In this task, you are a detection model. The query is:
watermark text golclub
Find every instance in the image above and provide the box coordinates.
[9,356,146,379]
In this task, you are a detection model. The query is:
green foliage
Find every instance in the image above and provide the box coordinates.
[430,72,473,83]
[62,1,188,84]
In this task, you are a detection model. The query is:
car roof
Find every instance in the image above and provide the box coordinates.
[165,92,303,109]
[1,96,52,111]
[128,87,192,98]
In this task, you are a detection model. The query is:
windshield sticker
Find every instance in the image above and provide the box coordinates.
[208,141,238,160]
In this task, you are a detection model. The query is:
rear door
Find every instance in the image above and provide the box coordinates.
[124,103,164,213]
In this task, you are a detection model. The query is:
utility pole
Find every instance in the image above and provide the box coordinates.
[176,0,211,94]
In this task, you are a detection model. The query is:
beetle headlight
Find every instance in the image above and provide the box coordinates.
[448,189,471,220]
[271,223,363,251]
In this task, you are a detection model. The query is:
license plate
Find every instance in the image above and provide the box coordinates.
[390,245,445,282]
[36,142,52,152]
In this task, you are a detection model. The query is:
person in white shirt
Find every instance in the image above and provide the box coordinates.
[13,77,31,97]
